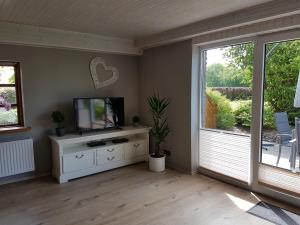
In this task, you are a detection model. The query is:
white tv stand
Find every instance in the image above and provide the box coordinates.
[49,126,150,183]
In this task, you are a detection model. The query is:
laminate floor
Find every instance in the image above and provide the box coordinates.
[0,163,299,225]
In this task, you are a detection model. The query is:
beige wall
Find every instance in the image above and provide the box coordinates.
[0,44,139,178]
[0,40,194,181]
[138,40,193,172]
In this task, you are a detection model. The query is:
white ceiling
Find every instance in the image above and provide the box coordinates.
[0,0,272,39]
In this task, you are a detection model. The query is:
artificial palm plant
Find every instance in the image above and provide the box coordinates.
[148,93,170,157]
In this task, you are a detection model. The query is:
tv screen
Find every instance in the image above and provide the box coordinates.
[74,97,124,131]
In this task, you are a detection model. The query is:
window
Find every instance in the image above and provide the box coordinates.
[201,42,254,134]
[199,42,254,183]
[0,62,24,127]
[196,31,300,198]
[261,39,300,172]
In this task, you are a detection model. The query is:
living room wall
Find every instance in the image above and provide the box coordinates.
[138,40,193,173]
[0,44,139,178]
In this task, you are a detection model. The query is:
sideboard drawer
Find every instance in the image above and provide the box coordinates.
[96,144,123,155]
[96,145,124,165]
[63,151,95,173]
[97,151,123,164]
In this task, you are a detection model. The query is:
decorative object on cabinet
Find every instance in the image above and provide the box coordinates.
[51,111,65,137]
[132,115,141,127]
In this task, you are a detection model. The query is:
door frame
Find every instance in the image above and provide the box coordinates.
[252,29,300,207]
[193,29,300,207]
[197,37,256,188]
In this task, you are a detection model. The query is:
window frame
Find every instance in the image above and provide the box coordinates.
[0,61,24,127]
[193,29,300,207]
[198,38,255,186]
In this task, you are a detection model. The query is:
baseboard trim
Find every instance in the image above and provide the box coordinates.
[166,162,193,174]
[190,169,198,175]
[198,167,250,190]
[0,173,50,186]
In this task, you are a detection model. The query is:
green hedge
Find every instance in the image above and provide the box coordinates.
[206,89,275,130]
[211,87,252,100]
[233,100,252,127]
[206,89,235,129]
[233,100,275,129]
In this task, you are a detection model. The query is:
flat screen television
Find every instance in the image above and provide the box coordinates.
[73,97,124,132]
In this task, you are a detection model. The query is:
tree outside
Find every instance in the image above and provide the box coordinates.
[205,43,254,133]
[205,40,300,135]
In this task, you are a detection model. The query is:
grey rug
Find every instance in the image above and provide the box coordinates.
[247,202,300,225]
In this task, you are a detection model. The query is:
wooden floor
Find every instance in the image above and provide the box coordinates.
[0,163,299,225]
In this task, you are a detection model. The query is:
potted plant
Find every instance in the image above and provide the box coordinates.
[147,93,170,172]
[51,111,65,137]
[132,115,140,127]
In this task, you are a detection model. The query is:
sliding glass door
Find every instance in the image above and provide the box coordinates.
[258,32,300,196]
[199,41,254,183]
[197,30,300,199]
[261,39,300,172]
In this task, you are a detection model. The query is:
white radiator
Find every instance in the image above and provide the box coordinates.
[0,139,35,178]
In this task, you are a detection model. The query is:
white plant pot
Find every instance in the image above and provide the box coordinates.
[149,155,166,172]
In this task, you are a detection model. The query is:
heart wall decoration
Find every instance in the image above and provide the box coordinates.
[90,57,119,89]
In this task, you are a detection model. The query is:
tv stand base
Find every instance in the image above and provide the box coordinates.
[50,126,150,183]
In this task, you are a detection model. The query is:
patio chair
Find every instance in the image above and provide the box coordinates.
[274,112,293,165]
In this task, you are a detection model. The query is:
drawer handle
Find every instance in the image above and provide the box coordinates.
[133,143,140,148]
[107,148,115,152]
[107,156,115,161]
[75,154,84,159]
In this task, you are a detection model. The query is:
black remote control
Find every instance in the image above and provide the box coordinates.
[112,138,129,144]
[87,140,106,147]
